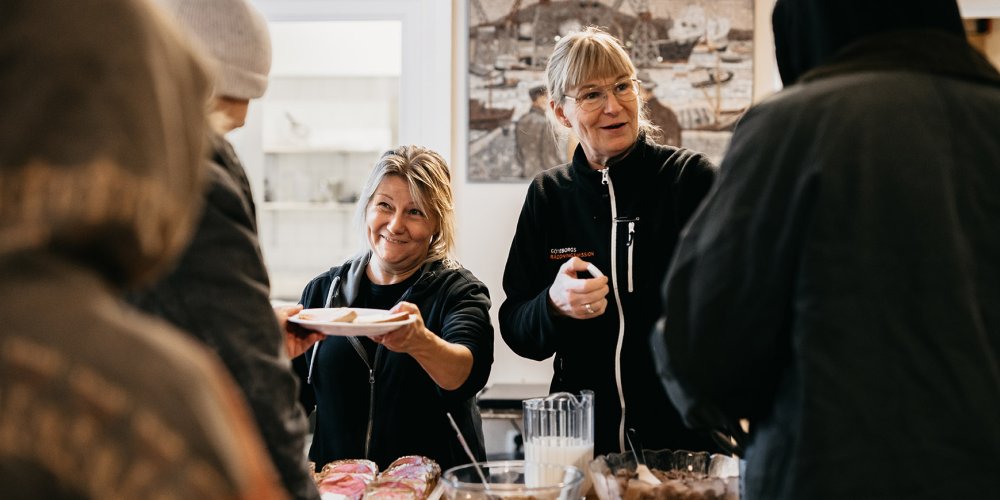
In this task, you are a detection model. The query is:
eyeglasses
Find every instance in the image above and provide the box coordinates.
[563,79,640,112]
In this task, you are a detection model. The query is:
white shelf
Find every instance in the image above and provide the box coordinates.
[261,201,356,211]
[263,147,383,154]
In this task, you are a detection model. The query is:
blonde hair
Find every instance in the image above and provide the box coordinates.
[355,145,456,264]
[546,26,656,137]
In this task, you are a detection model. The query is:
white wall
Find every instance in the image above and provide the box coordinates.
[268,21,401,77]
[449,0,549,385]
[250,0,451,155]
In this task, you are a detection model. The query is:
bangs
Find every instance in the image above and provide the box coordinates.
[563,37,634,91]
[407,176,438,223]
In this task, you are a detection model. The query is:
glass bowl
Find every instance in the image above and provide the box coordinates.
[441,460,584,500]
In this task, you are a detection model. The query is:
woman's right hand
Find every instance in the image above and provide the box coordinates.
[547,257,609,319]
[275,304,324,359]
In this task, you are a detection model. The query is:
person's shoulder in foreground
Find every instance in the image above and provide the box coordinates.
[0,0,288,497]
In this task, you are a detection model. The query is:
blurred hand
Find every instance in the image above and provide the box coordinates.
[275,304,324,359]
[371,301,429,354]
[547,257,609,320]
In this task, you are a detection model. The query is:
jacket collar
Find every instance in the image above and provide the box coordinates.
[570,133,654,187]
[336,251,443,305]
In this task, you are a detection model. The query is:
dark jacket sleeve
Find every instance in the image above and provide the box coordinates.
[127,160,319,500]
[672,151,719,232]
[653,103,814,429]
[498,182,563,360]
[435,268,494,401]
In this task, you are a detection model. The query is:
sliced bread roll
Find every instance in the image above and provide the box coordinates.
[325,308,358,323]
[352,311,410,324]
[297,308,357,323]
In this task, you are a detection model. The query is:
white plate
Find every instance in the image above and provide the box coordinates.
[290,308,415,337]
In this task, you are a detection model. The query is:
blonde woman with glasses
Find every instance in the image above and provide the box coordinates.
[499,26,720,457]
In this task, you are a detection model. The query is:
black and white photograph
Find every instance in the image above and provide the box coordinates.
[467,0,756,182]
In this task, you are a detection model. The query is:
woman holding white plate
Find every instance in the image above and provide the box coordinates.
[291,145,494,472]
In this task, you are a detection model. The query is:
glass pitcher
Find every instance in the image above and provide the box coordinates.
[522,390,594,490]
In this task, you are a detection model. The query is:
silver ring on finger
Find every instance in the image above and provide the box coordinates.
[584,303,595,315]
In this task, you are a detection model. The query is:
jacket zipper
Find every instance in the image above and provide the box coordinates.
[601,167,628,452]
[347,337,383,459]
[349,276,426,460]
[308,270,384,459]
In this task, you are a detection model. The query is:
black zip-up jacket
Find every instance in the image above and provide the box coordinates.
[500,134,718,455]
[294,253,493,472]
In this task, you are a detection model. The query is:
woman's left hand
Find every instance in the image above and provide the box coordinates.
[371,301,430,354]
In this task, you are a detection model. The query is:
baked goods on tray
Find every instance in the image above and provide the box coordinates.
[313,455,440,499]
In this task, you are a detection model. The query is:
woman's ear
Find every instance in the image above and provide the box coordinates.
[550,99,572,128]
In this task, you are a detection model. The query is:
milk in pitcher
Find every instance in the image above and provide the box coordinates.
[522,391,595,491]
[524,436,594,487]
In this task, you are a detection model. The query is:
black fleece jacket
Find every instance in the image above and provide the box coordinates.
[499,134,718,455]
[294,254,493,472]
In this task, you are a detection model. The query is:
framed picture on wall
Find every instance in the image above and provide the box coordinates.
[466,0,754,182]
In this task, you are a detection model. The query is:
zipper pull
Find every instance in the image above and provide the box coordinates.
[627,221,636,246]
[306,341,321,384]
[600,168,610,185]
[369,368,375,385]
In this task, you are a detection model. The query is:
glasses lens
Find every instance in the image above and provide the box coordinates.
[578,92,603,111]
[576,80,637,111]
[614,80,638,101]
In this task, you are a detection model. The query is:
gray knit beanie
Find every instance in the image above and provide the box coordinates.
[157,0,272,99]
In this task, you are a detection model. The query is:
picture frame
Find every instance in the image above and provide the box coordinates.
[466,0,754,182]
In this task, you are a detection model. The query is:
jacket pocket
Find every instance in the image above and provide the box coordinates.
[615,217,639,293]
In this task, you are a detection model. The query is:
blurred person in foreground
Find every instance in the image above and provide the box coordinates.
[0,0,286,498]
[292,146,494,471]
[653,0,1000,498]
[126,0,321,498]
[499,26,719,455]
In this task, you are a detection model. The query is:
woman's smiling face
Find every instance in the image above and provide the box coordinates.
[365,175,436,277]
[553,73,640,168]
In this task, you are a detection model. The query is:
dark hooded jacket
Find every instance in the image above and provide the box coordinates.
[127,136,319,500]
[294,253,493,472]
[653,0,1000,498]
